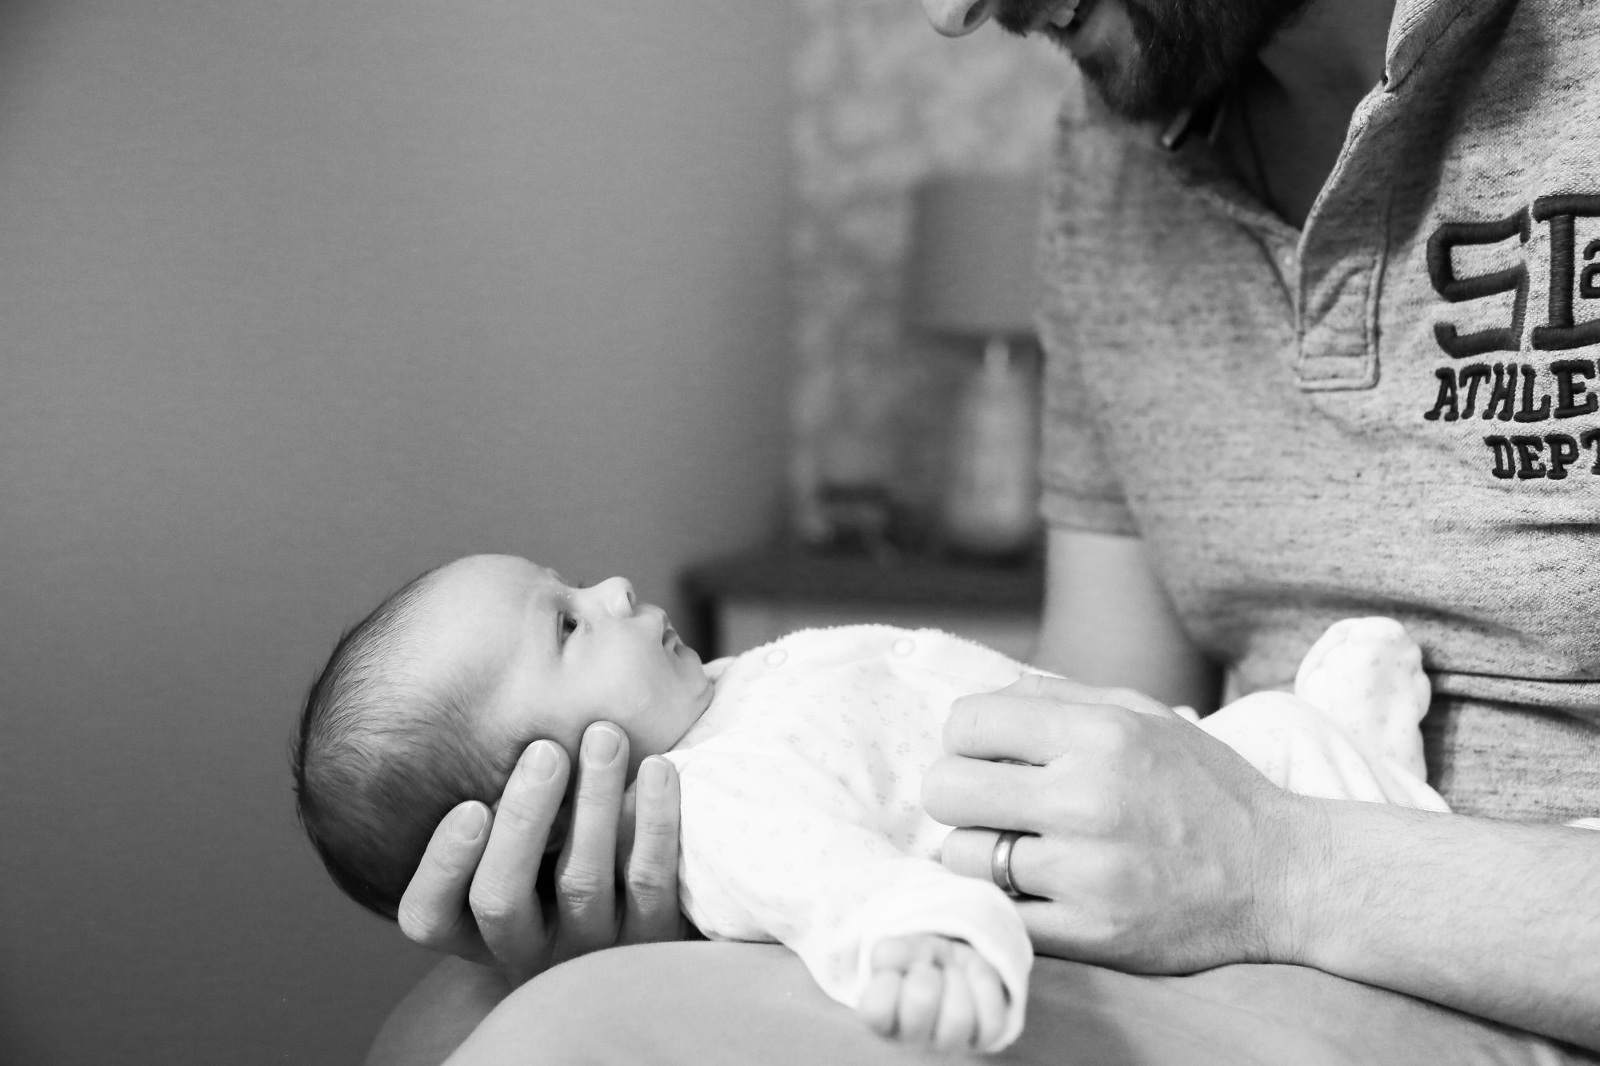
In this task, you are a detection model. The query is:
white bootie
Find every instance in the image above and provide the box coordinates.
[1294,617,1431,782]
[1198,618,1448,813]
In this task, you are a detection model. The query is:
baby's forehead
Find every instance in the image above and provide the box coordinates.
[442,552,539,587]
[428,556,544,614]
[410,565,532,680]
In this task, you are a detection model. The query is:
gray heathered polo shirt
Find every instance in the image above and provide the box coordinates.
[1038,0,1600,820]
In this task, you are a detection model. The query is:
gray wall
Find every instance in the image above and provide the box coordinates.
[0,0,794,1061]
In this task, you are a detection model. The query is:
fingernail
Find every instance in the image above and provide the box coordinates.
[527,741,560,780]
[454,804,488,842]
[584,725,621,766]
[639,756,668,796]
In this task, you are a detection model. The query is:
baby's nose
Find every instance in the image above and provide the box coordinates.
[597,576,636,616]
[922,0,996,36]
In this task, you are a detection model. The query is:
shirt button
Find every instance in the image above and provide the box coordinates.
[763,648,788,667]
[890,638,915,657]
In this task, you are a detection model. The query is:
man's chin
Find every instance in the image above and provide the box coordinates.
[1042,0,1312,123]
[1074,47,1193,123]
[1053,3,1162,120]
[1076,56,1156,121]
[1043,6,1205,121]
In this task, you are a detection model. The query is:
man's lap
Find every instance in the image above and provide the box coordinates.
[446,942,1593,1066]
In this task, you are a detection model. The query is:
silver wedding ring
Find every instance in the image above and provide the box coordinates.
[990,829,1025,898]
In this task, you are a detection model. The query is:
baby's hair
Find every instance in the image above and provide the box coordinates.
[292,565,517,921]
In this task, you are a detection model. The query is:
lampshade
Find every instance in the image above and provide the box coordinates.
[903,171,1044,338]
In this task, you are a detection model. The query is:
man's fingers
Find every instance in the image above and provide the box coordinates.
[921,756,1046,832]
[552,723,627,959]
[1002,672,1179,719]
[944,681,1076,764]
[929,705,1170,831]
[396,801,493,962]
[620,755,683,944]
[940,826,1049,897]
[945,675,1178,761]
[470,740,569,978]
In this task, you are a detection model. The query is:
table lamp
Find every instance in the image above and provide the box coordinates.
[903,171,1045,558]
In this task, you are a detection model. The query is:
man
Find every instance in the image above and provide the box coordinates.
[371,1,1600,1062]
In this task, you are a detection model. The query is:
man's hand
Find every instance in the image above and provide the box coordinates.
[924,674,1308,975]
[396,722,686,988]
[858,934,1010,1052]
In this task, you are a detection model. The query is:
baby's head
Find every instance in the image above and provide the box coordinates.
[292,554,714,919]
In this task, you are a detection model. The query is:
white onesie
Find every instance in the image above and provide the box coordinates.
[661,619,1448,1052]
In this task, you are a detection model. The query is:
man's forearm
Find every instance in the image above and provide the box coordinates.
[1281,799,1600,1050]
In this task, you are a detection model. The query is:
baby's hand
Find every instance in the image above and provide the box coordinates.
[859,933,1010,1052]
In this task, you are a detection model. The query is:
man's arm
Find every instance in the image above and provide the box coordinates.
[930,673,1600,1052]
[1033,527,1219,713]
[932,526,1600,1051]
[1289,801,1600,1050]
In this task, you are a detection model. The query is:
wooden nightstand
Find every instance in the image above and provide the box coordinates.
[678,546,1044,661]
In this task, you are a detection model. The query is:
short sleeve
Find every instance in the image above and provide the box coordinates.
[1039,319,1137,534]
[1035,103,1139,537]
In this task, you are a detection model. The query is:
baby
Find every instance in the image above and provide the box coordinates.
[292,554,1448,1053]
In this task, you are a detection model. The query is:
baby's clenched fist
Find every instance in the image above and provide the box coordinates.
[859,933,1010,1052]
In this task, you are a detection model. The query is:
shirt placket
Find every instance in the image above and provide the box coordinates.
[1293,0,1483,391]
[1292,88,1396,392]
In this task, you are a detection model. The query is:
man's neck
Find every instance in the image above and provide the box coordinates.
[1260,0,1395,106]
[1235,0,1399,227]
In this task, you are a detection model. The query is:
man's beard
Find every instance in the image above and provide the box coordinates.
[992,0,1312,120]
